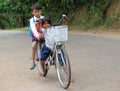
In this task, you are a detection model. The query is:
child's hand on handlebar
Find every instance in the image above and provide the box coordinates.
[36,36,41,41]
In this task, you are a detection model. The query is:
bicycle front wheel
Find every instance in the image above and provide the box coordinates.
[55,48,71,89]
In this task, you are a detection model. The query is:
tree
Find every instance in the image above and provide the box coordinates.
[0,0,112,29]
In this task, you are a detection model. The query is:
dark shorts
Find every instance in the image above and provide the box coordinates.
[32,35,37,42]
[32,35,45,43]
[40,45,51,61]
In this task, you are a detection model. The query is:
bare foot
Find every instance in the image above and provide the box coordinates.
[38,69,47,77]
[38,73,43,77]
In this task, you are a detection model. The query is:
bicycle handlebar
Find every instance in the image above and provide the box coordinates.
[62,14,68,20]
[53,14,68,26]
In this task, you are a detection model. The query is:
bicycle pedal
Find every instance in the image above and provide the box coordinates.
[36,58,39,61]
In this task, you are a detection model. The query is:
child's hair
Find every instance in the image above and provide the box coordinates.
[31,4,41,11]
[42,16,52,25]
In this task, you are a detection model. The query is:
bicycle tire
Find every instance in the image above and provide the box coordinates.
[55,48,71,89]
[36,41,45,59]
[36,42,41,60]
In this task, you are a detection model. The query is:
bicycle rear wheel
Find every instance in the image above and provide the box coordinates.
[36,42,41,61]
[55,48,71,89]
[36,39,45,60]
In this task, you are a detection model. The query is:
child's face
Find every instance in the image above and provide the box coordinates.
[43,21,51,29]
[32,9,41,18]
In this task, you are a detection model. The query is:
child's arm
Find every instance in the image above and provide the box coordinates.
[36,22,43,33]
[30,18,40,40]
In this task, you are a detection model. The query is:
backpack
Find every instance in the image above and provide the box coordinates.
[28,17,34,37]
[29,26,32,37]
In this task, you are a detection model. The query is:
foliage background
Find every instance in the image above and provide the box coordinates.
[0,0,120,30]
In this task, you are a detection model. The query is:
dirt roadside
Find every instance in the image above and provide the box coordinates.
[69,29,120,38]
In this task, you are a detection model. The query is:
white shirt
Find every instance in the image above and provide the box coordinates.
[43,28,54,50]
[29,15,44,38]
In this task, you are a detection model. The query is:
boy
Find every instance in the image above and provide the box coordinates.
[29,4,44,70]
[39,17,53,76]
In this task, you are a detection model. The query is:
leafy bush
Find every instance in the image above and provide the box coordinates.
[0,0,116,30]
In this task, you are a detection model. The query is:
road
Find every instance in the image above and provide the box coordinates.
[0,30,120,91]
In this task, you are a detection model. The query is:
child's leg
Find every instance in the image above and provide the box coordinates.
[39,60,46,77]
[39,45,51,76]
[40,60,46,73]
[30,41,37,70]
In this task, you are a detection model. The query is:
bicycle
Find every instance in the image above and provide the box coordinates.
[36,15,71,89]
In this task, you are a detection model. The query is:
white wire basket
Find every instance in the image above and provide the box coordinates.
[47,25,68,42]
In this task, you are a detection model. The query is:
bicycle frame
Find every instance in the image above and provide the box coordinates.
[48,42,65,64]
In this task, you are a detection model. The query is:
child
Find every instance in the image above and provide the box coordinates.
[39,16,53,76]
[29,4,44,70]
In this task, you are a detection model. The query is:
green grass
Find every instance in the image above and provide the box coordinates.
[9,27,28,31]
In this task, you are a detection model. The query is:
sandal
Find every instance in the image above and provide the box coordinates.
[30,64,36,70]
